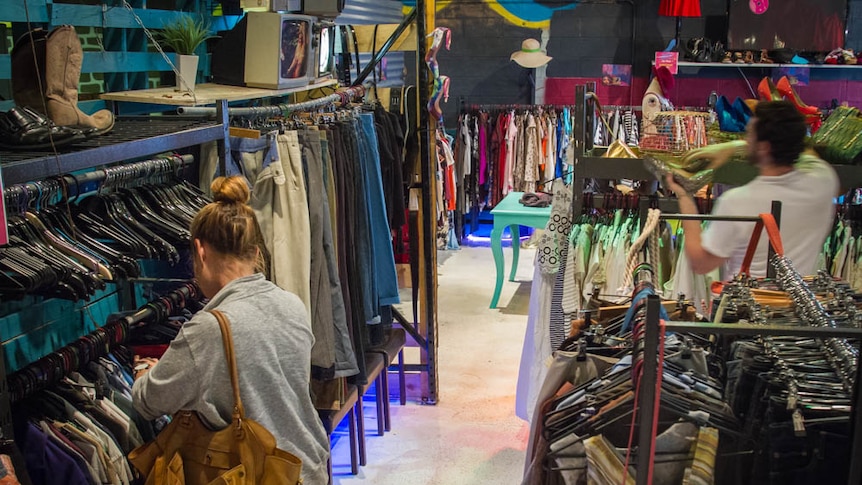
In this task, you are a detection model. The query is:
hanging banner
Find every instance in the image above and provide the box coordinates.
[654,51,679,75]
[0,167,7,246]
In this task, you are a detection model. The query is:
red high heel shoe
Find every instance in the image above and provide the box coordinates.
[757,77,782,101]
[776,76,820,116]
[806,113,822,133]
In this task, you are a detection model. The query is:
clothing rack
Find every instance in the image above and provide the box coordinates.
[175,85,369,118]
[640,296,862,485]
[2,154,193,207]
[1,282,199,406]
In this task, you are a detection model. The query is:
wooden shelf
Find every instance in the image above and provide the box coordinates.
[99,79,339,107]
[673,61,861,69]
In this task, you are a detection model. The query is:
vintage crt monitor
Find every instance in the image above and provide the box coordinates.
[313,21,336,82]
[244,12,314,89]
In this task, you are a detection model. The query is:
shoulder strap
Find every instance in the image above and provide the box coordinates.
[208,310,245,420]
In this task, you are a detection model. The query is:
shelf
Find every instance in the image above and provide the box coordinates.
[0,117,223,185]
[674,61,861,69]
[579,156,862,190]
[99,79,340,107]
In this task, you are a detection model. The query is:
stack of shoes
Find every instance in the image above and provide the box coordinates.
[0,106,86,150]
[824,48,858,65]
[6,26,114,151]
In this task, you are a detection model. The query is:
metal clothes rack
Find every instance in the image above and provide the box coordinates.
[640,295,862,485]
[0,283,199,443]
[175,84,369,118]
[2,154,194,211]
[6,283,200,403]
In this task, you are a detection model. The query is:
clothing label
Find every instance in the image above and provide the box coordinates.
[654,51,679,75]
[409,188,420,211]
[0,167,7,246]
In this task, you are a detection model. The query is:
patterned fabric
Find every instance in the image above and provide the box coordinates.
[537,180,574,274]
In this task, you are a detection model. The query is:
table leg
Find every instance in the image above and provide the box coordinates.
[509,225,520,282]
[490,224,505,308]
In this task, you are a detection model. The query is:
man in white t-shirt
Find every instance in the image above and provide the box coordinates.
[665,100,839,279]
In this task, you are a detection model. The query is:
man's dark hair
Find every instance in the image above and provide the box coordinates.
[753,101,807,166]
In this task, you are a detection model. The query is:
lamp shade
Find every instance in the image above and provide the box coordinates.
[658,0,701,17]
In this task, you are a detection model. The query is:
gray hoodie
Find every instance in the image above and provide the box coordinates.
[132,274,329,484]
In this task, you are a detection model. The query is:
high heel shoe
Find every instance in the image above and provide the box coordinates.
[732,96,754,128]
[757,77,782,102]
[715,95,745,132]
[776,76,820,116]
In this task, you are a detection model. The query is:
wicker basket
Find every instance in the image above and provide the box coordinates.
[640,111,712,154]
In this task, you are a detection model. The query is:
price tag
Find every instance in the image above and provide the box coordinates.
[0,167,7,246]
[654,51,679,75]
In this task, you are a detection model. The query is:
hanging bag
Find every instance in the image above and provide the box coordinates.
[128,310,303,485]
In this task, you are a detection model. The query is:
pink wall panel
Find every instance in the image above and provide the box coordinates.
[546,76,862,111]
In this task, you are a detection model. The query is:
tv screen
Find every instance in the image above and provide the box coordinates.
[728,0,846,52]
[281,19,310,79]
[318,24,334,78]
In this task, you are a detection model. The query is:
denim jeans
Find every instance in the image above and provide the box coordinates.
[357,113,401,309]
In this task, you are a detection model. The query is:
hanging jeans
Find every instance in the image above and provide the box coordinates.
[298,128,358,380]
[242,131,314,321]
[356,113,401,311]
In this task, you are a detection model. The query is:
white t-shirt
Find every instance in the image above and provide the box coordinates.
[701,155,839,279]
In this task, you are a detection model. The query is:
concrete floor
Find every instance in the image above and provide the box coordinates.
[331,245,537,484]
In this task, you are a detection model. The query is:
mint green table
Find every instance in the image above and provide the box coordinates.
[489,192,552,308]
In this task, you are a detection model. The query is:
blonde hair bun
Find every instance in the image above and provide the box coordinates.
[211,176,250,205]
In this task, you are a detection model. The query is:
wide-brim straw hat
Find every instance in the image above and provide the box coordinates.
[510,38,552,68]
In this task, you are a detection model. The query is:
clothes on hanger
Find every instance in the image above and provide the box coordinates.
[200,105,402,392]
[456,106,574,215]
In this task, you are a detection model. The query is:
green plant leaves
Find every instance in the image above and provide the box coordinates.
[158,15,218,56]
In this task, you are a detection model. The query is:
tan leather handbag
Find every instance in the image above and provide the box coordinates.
[128,310,303,485]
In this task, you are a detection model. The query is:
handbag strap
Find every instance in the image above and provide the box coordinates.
[208,310,246,421]
[738,213,784,278]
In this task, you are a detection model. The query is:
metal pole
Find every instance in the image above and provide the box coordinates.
[850,341,862,485]
[352,9,419,88]
[416,0,438,404]
[636,295,662,485]
[216,99,230,177]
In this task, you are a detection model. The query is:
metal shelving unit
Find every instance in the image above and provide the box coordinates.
[0,117,222,185]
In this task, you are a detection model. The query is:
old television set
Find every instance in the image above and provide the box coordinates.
[313,22,336,82]
[244,12,314,89]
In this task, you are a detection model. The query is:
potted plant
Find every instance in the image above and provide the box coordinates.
[158,15,217,91]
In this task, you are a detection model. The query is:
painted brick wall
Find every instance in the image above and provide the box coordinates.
[434,1,542,125]
[439,0,862,127]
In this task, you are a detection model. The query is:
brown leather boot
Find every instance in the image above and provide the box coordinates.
[44,25,114,134]
[11,28,49,113]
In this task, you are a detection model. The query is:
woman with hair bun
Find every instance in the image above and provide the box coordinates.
[131,176,330,484]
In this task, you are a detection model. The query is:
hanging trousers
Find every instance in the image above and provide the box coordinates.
[298,128,359,379]
[357,113,401,309]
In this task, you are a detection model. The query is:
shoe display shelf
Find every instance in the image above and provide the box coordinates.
[674,61,862,69]
[569,84,862,216]
[0,79,338,185]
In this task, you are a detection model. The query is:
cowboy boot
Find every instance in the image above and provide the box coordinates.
[11,28,49,113]
[44,25,114,134]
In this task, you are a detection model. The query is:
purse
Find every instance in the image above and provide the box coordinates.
[128,310,303,485]
[811,106,862,165]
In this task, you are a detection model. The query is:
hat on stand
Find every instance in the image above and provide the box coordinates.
[510,39,552,68]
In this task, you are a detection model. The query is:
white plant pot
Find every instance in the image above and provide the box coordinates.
[175,54,199,92]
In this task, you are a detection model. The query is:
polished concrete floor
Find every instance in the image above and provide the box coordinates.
[331,245,537,484]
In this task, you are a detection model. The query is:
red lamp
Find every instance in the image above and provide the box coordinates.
[659,0,702,48]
